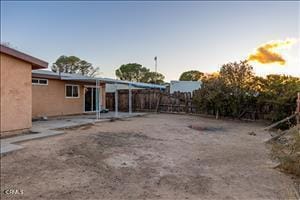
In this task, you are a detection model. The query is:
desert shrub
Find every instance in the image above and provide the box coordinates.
[257,75,300,128]
[271,126,300,176]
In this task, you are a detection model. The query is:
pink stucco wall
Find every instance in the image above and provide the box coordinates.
[0,53,32,135]
[32,78,106,118]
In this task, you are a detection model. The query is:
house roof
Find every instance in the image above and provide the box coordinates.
[32,70,166,89]
[0,45,48,69]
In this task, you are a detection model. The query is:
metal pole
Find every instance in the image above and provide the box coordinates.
[99,83,102,120]
[154,56,157,84]
[95,80,97,120]
[154,56,157,73]
[96,80,100,120]
[115,83,118,117]
[129,84,132,115]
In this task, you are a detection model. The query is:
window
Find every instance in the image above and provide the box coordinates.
[32,79,39,84]
[65,85,80,98]
[32,78,48,85]
[39,79,48,85]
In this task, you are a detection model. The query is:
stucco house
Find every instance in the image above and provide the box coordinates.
[0,45,48,136]
[1,44,166,137]
[32,70,106,119]
[32,70,167,119]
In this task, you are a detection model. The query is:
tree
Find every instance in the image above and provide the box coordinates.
[193,73,229,118]
[115,63,149,82]
[257,74,300,125]
[77,60,98,77]
[193,60,257,118]
[193,59,300,127]
[51,55,99,77]
[115,63,165,83]
[142,72,165,84]
[179,70,204,81]
[219,60,256,116]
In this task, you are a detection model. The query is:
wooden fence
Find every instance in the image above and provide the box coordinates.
[106,89,195,113]
[106,90,300,124]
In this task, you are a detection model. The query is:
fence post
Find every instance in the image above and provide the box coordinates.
[114,83,118,117]
[296,92,300,125]
[128,84,132,114]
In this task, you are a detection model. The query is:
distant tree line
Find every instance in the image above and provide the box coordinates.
[51,57,165,84]
[191,60,300,128]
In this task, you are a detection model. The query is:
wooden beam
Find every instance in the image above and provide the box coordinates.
[263,113,297,131]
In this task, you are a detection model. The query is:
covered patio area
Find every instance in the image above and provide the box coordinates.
[60,75,165,119]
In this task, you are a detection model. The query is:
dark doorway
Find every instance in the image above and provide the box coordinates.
[84,87,99,112]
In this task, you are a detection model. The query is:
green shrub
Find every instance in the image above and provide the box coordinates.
[193,60,300,128]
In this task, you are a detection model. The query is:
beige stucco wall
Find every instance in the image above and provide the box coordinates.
[0,53,32,134]
[32,79,106,118]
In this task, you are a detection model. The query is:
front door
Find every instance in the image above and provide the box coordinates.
[84,87,100,112]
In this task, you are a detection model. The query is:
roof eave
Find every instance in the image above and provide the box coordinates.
[0,45,48,69]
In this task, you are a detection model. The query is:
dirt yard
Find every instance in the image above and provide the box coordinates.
[0,114,296,200]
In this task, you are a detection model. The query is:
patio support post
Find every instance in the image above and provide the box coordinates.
[99,81,102,119]
[95,80,98,120]
[115,83,118,117]
[128,83,132,114]
[96,79,100,120]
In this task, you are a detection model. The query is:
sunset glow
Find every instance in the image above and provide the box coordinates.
[248,39,297,65]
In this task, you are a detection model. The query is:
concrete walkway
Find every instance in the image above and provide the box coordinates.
[1,112,145,154]
[1,130,64,154]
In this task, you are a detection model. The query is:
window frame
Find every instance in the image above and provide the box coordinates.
[32,78,48,86]
[65,84,80,98]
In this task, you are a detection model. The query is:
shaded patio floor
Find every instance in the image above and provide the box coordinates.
[32,112,145,131]
[1,112,146,154]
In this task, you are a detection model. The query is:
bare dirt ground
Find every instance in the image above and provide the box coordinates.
[0,114,295,200]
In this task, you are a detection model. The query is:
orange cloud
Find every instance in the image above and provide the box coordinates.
[248,39,296,65]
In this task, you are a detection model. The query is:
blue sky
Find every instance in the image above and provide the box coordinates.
[1,1,299,81]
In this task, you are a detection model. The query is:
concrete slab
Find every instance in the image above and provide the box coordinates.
[31,112,145,131]
[1,112,146,155]
[3,130,64,144]
[0,142,24,154]
[1,131,64,155]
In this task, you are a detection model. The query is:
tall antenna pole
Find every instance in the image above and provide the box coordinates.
[154,56,157,73]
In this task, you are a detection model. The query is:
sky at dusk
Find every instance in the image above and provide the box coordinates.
[1,1,299,81]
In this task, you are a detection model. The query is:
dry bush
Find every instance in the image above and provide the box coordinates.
[272,126,300,176]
